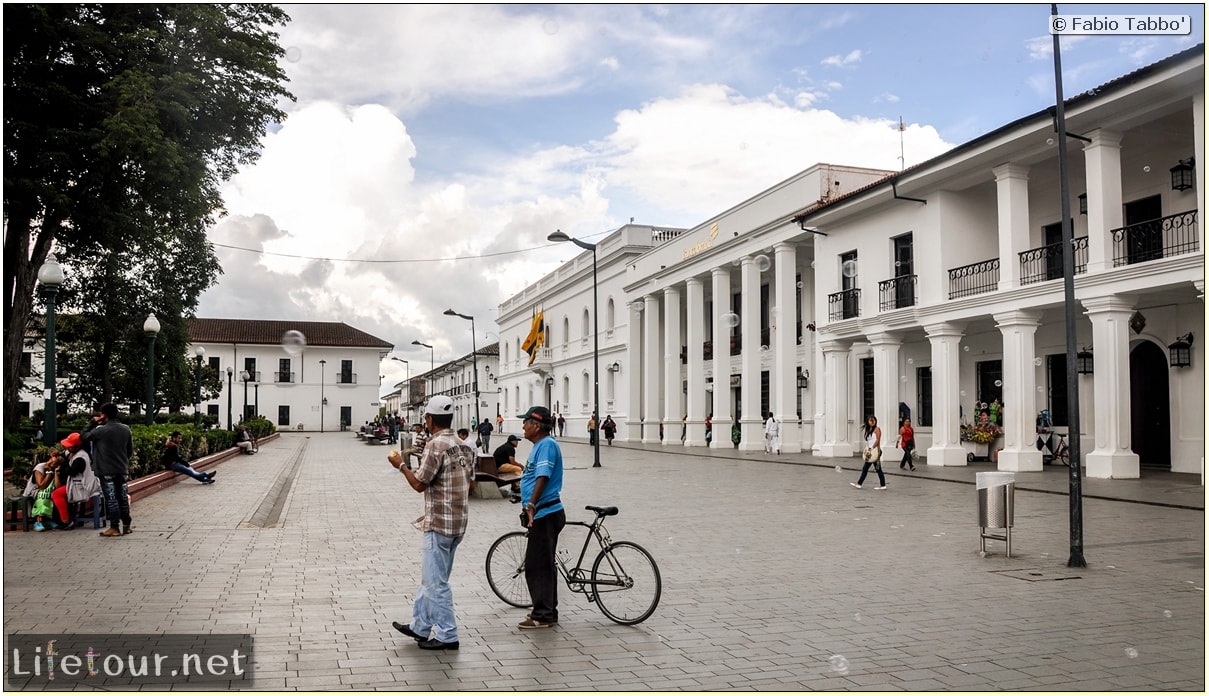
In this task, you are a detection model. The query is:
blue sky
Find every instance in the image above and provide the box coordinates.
[196,3,1204,390]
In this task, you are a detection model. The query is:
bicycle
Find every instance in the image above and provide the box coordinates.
[485,504,662,625]
[1044,432,1069,466]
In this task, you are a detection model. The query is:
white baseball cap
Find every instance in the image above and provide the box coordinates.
[424,395,455,416]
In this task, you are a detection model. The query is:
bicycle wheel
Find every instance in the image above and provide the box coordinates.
[485,532,532,608]
[590,541,661,625]
[1053,446,1069,467]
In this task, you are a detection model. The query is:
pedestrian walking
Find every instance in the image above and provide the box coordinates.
[388,396,476,651]
[897,417,916,471]
[477,418,494,453]
[851,415,886,490]
[764,412,781,455]
[517,405,565,629]
[556,413,566,438]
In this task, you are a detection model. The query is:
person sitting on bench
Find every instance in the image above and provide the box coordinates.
[491,435,524,493]
[162,431,215,484]
[235,425,256,454]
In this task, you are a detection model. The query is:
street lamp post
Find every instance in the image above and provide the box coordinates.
[226,366,234,430]
[254,382,260,420]
[391,356,410,423]
[412,339,434,408]
[548,229,601,468]
[193,346,206,428]
[143,313,160,426]
[319,359,326,433]
[240,370,250,423]
[37,254,65,446]
[444,309,481,427]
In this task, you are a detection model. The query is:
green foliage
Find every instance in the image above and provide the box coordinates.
[3,4,295,428]
[242,417,277,439]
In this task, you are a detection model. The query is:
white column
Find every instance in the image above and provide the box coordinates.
[1081,295,1140,479]
[662,285,683,445]
[868,332,903,460]
[772,243,801,452]
[993,163,1030,291]
[642,293,662,444]
[800,257,817,452]
[684,277,707,447]
[1196,94,1205,226]
[993,310,1044,471]
[739,256,763,451]
[625,300,644,442]
[710,267,733,449]
[925,322,968,466]
[1082,129,1124,274]
[817,338,854,457]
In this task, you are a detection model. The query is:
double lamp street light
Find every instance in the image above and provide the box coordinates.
[443,309,480,428]
[548,229,601,468]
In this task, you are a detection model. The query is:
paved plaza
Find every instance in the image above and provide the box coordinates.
[3,431,1204,691]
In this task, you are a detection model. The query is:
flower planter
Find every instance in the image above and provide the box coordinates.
[961,438,1002,462]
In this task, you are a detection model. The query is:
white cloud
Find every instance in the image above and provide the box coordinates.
[875,92,901,103]
[821,49,862,67]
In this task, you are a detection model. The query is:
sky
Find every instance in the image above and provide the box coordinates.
[193,3,1206,393]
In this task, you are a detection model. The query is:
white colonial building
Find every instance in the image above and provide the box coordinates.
[496,45,1204,482]
[189,319,393,432]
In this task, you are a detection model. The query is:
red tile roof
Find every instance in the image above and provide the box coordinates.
[187,318,393,349]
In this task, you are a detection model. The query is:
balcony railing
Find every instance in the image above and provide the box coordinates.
[1111,209,1199,266]
[878,274,917,311]
[275,371,295,383]
[337,372,357,385]
[828,288,860,321]
[1019,236,1088,285]
[948,258,999,299]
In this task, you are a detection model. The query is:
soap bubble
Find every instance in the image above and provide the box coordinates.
[1124,647,1138,659]
[960,390,967,397]
[841,260,858,278]
[994,379,1002,387]
[810,260,816,268]
[1037,386,1045,392]
[1034,357,1043,366]
[853,612,862,622]
[722,313,740,329]
[281,330,307,356]
[836,466,842,472]
[1163,610,1173,618]
[284,46,302,62]
[907,358,914,365]
[754,254,772,272]
[900,375,908,382]
[828,655,850,674]
[963,345,970,352]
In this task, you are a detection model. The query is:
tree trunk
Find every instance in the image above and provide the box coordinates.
[3,210,56,431]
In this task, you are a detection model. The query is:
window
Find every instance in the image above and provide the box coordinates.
[892,233,915,308]
[1046,355,1069,426]
[975,360,1003,409]
[278,358,292,383]
[916,366,932,426]
[278,405,290,426]
[243,358,257,381]
[208,356,220,372]
[207,405,219,419]
[860,358,874,419]
[607,297,615,331]
[759,283,770,347]
[840,251,859,319]
[340,360,354,384]
[582,309,590,342]
[563,316,570,345]
[760,370,770,418]
[20,352,31,378]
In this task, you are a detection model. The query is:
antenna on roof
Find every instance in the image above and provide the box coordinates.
[898,116,906,171]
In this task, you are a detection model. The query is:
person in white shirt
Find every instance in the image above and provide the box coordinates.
[764,412,781,455]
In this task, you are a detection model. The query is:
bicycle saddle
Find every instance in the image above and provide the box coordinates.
[586,505,619,517]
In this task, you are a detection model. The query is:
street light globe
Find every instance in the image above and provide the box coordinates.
[195,345,206,359]
[143,313,161,335]
[226,366,233,377]
[37,254,65,287]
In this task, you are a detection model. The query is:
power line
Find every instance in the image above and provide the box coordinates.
[210,240,560,263]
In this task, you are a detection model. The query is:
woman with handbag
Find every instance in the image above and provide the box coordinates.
[851,415,887,490]
[24,449,64,531]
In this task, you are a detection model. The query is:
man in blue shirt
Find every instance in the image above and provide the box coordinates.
[517,405,565,629]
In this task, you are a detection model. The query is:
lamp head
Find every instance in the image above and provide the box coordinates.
[143,313,161,335]
[195,346,206,359]
[37,254,65,287]
[547,229,570,243]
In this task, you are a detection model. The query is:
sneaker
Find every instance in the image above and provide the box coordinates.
[518,617,556,629]
[61,521,77,531]
[33,521,45,532]
[100,527,122,537]
[849,482,861,489]
[875,486,887,490]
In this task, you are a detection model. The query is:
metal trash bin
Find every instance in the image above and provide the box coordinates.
[976,472,1015,557]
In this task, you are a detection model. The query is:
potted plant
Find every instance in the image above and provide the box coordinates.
[960,416,1003,461]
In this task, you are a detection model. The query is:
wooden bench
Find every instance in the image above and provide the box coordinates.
[473,453,521,500]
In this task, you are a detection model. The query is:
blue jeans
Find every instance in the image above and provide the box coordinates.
[168,462,209,482]
[410,531,463,643]
[100,475,131,528]
[857,460,886,486]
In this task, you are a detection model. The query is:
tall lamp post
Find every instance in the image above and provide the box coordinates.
[37,254,65,446]
[193,346,206,428]
[444,309,481,427]
[548,229,601,468]
[225,366,234,430]
[319,359,326,433]
[240,369,251,423]
[412,339,434,408]
[391,356,409,422]
[143,313,160,425]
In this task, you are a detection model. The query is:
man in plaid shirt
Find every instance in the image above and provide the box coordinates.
[387,395,476,651]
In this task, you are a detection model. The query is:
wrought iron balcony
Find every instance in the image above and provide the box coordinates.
[1019,236,1088,285]
[337,372,357,385]
[828,288,860,321]
[878,274,917,311]
[275,371,295,383]
[948,258,999,299]
[1111,209,1198,266]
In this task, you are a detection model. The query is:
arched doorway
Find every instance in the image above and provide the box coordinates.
[1129,340,1171,468]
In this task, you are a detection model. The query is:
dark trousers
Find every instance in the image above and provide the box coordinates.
[857,460,886,486]
[525,508,566,622]
[899,443,915,469]
[100,475,131,528]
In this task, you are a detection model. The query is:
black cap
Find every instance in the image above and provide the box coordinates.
[517,405,552,423]
[507,434,520,442]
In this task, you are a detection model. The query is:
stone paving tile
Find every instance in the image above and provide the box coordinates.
[3,432,1203,691]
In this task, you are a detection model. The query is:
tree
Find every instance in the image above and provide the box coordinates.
[3,4,294,428]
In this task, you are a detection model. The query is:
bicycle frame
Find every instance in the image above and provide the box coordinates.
[556,514,623,596]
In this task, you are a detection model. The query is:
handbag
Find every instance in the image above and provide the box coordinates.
[30,485,55,518]
[863,446,881,463]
